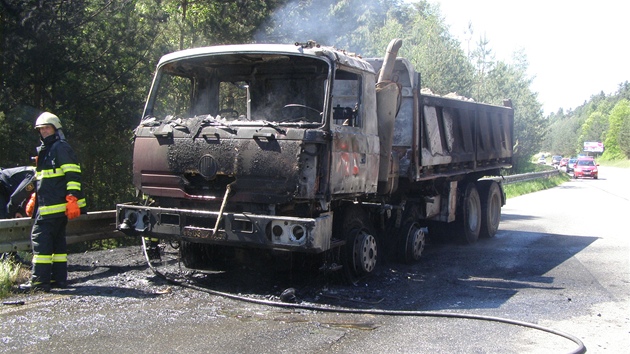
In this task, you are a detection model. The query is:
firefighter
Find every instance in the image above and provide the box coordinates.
[0,166,37,263]
[19,112,86,292]
[0,166,36,219]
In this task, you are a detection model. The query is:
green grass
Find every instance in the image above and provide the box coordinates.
[597,159,630,168]
[0,258,26,298]
[504,173,571,199]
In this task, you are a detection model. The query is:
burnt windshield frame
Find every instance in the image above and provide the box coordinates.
[143,53,331,126]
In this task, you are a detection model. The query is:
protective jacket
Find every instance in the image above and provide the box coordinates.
[0,166,36,218]
[35,133,86,218]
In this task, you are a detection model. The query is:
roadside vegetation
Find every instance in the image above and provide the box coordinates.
[0,257,29,298]
[504,173,571,199]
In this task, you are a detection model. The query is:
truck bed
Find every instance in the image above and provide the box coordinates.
[367,58,513,181]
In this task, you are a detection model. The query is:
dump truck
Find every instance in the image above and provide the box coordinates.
[116,39,513,283]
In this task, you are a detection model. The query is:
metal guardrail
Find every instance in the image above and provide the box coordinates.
[0,211,121,253]
[0,170,560,253]
[501,169,559,185]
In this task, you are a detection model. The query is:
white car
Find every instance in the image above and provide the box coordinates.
[538,157,546,164]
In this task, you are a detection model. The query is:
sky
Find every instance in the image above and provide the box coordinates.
[428,0,630,115]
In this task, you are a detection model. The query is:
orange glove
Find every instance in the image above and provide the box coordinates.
[65,195,81,220]
[26,193,36,217]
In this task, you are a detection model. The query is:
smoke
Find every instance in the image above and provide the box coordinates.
[254,0,389,50]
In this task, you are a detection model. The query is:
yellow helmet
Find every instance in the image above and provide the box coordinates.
[34,112,62,130]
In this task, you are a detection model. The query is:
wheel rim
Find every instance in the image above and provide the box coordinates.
[354,230,377,273]
[408,225,426,260]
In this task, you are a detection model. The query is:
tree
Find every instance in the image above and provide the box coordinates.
[578,111,608,146]
[476,51,545,170]
[602,99,630,160]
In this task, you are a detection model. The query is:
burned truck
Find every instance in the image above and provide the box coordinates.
[116,39,513,282]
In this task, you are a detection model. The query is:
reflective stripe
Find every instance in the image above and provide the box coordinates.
[40,169,65,179]
[39,199,87,216]
[67,181,81,191]
[61,163,81,173]
[39,203,67,215]
[33,254,53,264]
[52,254,67,263]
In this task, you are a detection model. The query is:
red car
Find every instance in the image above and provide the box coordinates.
[559,157,569,168]
[573,158,599,179]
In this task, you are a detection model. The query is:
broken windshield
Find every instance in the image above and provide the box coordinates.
[144,53,329,125]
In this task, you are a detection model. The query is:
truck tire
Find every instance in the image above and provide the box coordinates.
[338,205,378,284]
[398,220,426,264]
[458,183,481,244]
[180,241,211,269]
[479,181,502,239]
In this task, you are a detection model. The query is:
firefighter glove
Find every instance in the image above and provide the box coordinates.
[26,193,36,217]
[65,195,80,220]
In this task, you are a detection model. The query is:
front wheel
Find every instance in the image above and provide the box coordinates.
[338,205,378,284]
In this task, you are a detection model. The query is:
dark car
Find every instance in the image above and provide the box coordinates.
[552,155,562,166]
[566,157,578,173]
[574,158,598,179]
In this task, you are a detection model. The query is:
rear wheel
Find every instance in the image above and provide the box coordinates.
[479,181,502,239]
[458,183,481,244]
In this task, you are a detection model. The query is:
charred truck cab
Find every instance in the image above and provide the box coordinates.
[117,39,513,283]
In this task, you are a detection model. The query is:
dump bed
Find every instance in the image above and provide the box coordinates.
[367,58,513,181]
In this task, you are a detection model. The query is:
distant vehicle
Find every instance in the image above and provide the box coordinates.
[538,157,546,164]
[573,158,598,179]
[566,157,578,173]
[559,157,569,168]
[551,155,562,165]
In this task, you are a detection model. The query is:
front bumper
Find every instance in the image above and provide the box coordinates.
[116,204,333,253]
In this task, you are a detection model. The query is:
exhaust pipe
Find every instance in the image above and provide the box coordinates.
[376,39,403,194]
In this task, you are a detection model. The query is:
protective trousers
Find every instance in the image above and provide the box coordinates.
[31,216,68,285]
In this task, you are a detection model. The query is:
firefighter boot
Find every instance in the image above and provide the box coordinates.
[18,281,51,293]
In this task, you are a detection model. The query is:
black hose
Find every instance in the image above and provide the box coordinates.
[141,240,586,354]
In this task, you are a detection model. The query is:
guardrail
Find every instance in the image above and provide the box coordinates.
[0,170,561,253]
[0,210,122,253]
[502,169,559,184]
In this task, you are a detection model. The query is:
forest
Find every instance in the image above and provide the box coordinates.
[1,0,627,212]
[543,82,630,160]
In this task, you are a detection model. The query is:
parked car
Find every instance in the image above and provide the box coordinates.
[566,157,578,173]
[552,155,562,166]
[537,157,546,165]
[559,157,569,168]
[573,158,598,179]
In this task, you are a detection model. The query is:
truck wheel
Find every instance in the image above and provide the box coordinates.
[180,241,210,269]
[338,206,378,284]
[458,183,481,244]
[398,221,425,264]
[479,182,502,239]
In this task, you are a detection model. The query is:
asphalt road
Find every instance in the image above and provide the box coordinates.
[1,166,628,353]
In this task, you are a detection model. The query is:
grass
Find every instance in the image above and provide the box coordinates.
[0,257,30,298]
[504,172,571,199]
[597,159,630,168]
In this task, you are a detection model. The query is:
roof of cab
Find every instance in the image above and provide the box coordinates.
[156,43,375,73]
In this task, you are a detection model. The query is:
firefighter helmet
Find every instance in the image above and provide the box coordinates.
[35,112,62,130]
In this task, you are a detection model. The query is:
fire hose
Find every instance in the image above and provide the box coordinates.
[140,238,586,354]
